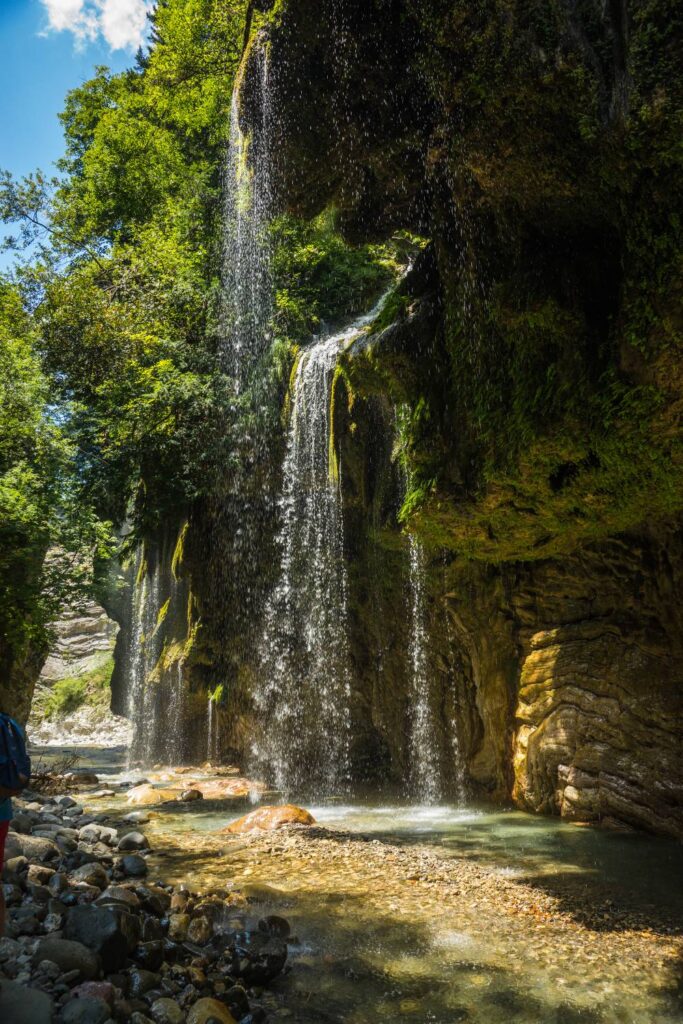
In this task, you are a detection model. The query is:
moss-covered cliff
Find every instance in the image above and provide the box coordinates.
[231,0,683,836]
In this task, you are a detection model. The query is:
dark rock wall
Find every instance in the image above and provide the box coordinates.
[97,0,683,839]
[241,0,683,836]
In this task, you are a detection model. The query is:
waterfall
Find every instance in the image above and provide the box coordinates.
[222,40,273,389]
[253,295,391,795]
[206,689,221,763]
[126,551,162,766]
[125,552,186,767]
[406,534,442,804]
[441,562,466,805]
[167,657,186,763]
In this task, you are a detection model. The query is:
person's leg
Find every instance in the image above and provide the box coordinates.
[0,820,8,936]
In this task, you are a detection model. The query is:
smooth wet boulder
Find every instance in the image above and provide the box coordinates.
[133,940,165,971]
[221,804,315,834]
[0,979,55,1024]
[5,832,60,862]
[150,997,184,1024]
[167,913,190,942]
[28,864,55,886]
[117,831,149,852]
[179,789,203,802]
[186,915,212,946]
[61,996,111,1024]
[129,967,162,997]
[79,824,118,846]
[123,811,151,825]
[96,885,141,910]
[187,997,237,1024]
[65,904,141,971]
[70,981,116,1006]
[70,862,109,890]
[223,986,249,1020]
[120,854,148,878]
[32,937,100,980]
[126,784,177,807]
[236,936,288,984]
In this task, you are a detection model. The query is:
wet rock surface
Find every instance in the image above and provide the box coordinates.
[0,787,293,1023]
[222,806,315,834]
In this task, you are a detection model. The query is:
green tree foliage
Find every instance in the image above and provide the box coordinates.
[1,0,251,534]
[0,281,109,670]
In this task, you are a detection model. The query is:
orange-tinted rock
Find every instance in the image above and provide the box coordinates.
[221,804,315,834]
[126,783,177,806]
[192,778,268,800]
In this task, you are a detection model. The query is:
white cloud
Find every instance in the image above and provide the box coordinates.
[40,0,150,51]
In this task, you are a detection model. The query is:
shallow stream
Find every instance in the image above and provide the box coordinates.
[36,747,683,1024]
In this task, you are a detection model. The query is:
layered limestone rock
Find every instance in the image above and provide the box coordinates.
[509,530,683,837]
[40,602,118,682]
[28,599,129,749]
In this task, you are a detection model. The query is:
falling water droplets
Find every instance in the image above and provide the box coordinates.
[407,534,442,804]
[222,40,274,389]
[252,293,393,797]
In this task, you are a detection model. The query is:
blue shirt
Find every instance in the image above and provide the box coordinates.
[0,798,11,822]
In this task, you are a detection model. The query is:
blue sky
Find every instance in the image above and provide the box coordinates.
[0,0,149,269]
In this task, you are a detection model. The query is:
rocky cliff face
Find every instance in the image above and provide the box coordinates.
[94,0,682,838]
[509,530,683,836]
[237,0,683,836]
[39,602,118,683]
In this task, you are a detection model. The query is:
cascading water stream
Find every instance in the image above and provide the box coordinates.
[406,534,442,804]
[441,561,466,805]
[253,294,393,795]
[125,551,187,767]
[222,42,273,390]
[126,551,162,766]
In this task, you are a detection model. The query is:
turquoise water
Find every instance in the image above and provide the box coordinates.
[35,748,683,1023]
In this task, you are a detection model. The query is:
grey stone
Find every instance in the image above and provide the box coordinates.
[65,904,141,971]
[117,832,149,852]
[61,997,111,1024]
[0,936,22,962]
[5,832,60,862]
[121,855,148,878]
[0,979,55,1024]
[48,872,69,895]
[150,997,185,1024]
[79,825,118,845]
[122,812,150,825]
[32,937,100,980]
[129,968,162,997]
[71,863,109,890]
[28,863,56,885]
[95,885,140,910]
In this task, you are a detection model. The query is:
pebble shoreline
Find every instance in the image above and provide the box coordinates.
[0,779,293,1024]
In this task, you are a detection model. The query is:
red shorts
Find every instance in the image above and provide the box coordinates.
[0,820,9,866]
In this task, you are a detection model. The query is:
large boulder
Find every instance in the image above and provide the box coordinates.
[0,980,54,1024]
[65,904,140,972]
[126,784,176,807]
[221,804,315,834]
[70,863,109,890]
[5,832,60,862]
[187,998,237,1024]
[32,937,100,980]
[117,831,149,852]
[61,997,111,1024]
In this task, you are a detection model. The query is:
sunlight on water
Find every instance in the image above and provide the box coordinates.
[31,748,683,1024]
